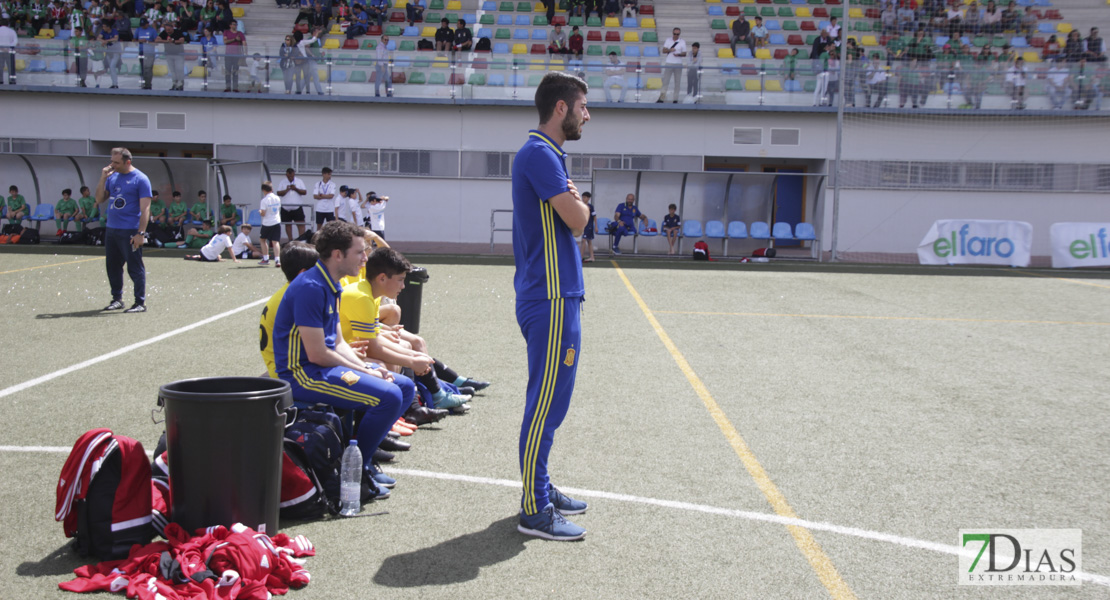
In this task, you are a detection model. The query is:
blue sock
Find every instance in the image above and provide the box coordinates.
[453,376,467,387]
[433,389,447,402]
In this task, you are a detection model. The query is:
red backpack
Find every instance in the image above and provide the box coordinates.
[692,240,710,261]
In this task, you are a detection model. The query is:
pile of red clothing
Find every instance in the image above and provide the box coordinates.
[59,522,315,600]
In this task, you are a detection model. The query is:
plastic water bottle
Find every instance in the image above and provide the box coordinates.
[338,440,362,517]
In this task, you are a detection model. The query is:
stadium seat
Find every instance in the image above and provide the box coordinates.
[514,28,529,39]
[770,34,786,44]
[772,222,794,239]
[512,43,527,53]
[861,35,878,46]
[350,70,368,82]
[488,73,506,85]
[778,6,793,16]
[643,31,657,42]
[718,48,735,58]
[498,14,512,25]
[705,220,726,240]
[530,43,546,54]
[27,204,54,230]
[47,60,66,73]
[605,30,620,42]
[639,219,659,236]
[399,40,416,50]
[750,221,771,239]
[711,19,727,29]
[624,31,639,42]
[727,221,748,239]
[500,1,514,9]
[493,42,510,53]
[755,48,772,59]
[788,34,805,45]
[1056,23,1072,34]
[625,46,640,57]
[801,20,816,30]
[744,79,761,91]
[532,29,547,39]
[709,5,724,15]
[682,220,703,238]
[643,46,659,57]
[795,222,816,241]
[477,27,493,39]
[762,6,775,16]
[587,30,602,41]
[783,20,798,30]
[795,7,811,17]
[421,26,436,36]
[605,17,619,27]
[25,59,46,72]
[516,15,531,25]
[496,28,511,38]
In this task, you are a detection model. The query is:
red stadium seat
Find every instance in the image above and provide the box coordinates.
[715,33,730,44]
[473,58,488,68]
[774,48,788,59]
[639,5,652,15]
[880,34,895,46]
[813,7,828,17]
[343,39,358,49]
[552,16,566,26]
[1030,36,1045,48]
[368,25,382,35]
[587,30,602,41]
[826,0,840,5]
[788,34,804,45]
[530,43,546,53]
[1045,9,1061,19]
[865,8,880,19]
[800,21,816,31]
[726,6,740,16]
[645,61,661,73]
[741,63,757,75]
[389,11,405,22]
[391,72,406,83]
[295,23,309,33]
[624,61,640,73]
[605,31,620,41]
[449,73,465,84]
[757,0,771,4]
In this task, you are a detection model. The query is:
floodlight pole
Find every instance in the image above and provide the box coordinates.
[830,0,850,262]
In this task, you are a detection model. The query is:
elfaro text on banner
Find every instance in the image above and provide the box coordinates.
[917,220,1033,267]
[1049,223,1110,269]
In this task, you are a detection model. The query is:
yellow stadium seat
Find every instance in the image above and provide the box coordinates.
[641,18,655,29]
[623,31,638,42]
[861,35,878,46]
[231,6,245,17]
[323,38,341,49]
[38,28,55,38]
[1022,51,1041,63]
[1056,23,1072,34]
[765,80,783,92]
[795,7,811,17]
[717,48,734,58]
[848,8,863,19]
[329,24,342,35]
[319,69,328,80]
[512,43,527,54]
[534,2,545,12]
[15,59,26,71]
[422,26,436,37]
[604,17,619,27]
[645,77,662,89]
[741,0,756,4]
[153,64,168,76]
[745,79,761,91]
[447,0,462,9]
[189,66,207,78]
[755,48,771,59]
[432,56,450,68]
[394,0,408,6]
[549,62,564,71]
[528,59,545,70]
[707,0,721,3]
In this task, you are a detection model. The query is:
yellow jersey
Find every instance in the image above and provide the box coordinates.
[259,283,288,378]
[339,279,381,343]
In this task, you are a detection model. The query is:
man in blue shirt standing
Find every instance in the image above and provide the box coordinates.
[96,147,152,313]
[135,18,158,89]
[512,72,591,541]
[273,220,415,497]
[612,193,648,255]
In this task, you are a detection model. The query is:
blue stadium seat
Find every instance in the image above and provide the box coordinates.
[404,26,419,36]
[643,46,659,57]
[532,29,547,39]
[750,221,771,239]
[498,14,512,25]
[515,15,530,25]
[26,59,47,72]
[1010,36,1028,48]
[596,217,612,235]
[622,17,637,27]
[488,73,506,85]
[493,42,510,53]
[624,45,640,57]
[765,20,780,31]
[247,209,262,227]
[586,60,603,71]
[638,219,658,236]
[735,48,753,59]
[727,221,748,238]
[483,0,496,9]
[708,5,724,15]
[477,27,492,38]
[387,40,397,50]
[509,73,526,86]
[331,70,348,82]
[513,28,529,39]
[27,203,54,229]
[769,33,786,45]
[48,60,67,73]
[784,80,802,91]
[794,222,816,240]
[682,220,703,238]
[705,220,726,239]
[772,222,794,239]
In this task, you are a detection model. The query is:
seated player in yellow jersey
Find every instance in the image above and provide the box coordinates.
[259,242,319,378]
[339,246,490,413]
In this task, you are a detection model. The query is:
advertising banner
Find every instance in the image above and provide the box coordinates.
[918,220,1033,267]
[1050,223,1110,269]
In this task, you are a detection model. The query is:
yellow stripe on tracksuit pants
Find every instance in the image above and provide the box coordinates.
[518,296,581,516]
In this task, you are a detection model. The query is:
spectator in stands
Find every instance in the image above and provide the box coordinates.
[406,0,425,27]
[897,1,916,35]
[1005,55,1026,108]
[97,19,121,88]
[298,26,325,95]
[937,43,961,96]
[216,0,236,32]
[898,58,923,108]
[219,194,239,234]
[810,29,832,63]
[453,18,473,56]
[686,41,702,101]
[1000,5,1018,34]
[199,0,219,30]
[579,191,596,262]
[53,188,77,235]
[335,186,362,224]
[731,15,752,57]
[603,0,619,17]
[963,47,991,109]
[1064,30,1083,63]
[621,0,636,21]
[1045,59,1071,109]
[1042,34,1060,60]
[825,16,840,41]
[279,34,302,93]
[367,0,387,27]
[374,31,392,97]
[1086,28,1106,62]
[996,42,1015,65]
[72,25,89,87]
[258,181,282,265]
[149,190,168,230]
[222,18,246,92]
[603,51,626,102]
[307,2,330,29]
[246,52,264,93]
[658,27,686,103]
[583,0,603,21]
[963,1,980,36]
[981,1,999,35]
[864,51,889,107]
[611,193,647,254]
[160,21,187,92]
[198,27,217,66]
[844,39,863,106]
[272,220,414,499]
[167,190,187,232]
[1019,7,1036,38]
[334,0,352,24]
[183,225,238,262]
[434,17,453,53]
[661,203,680,255]
[907,29,933,61]
[945,4,963,38]
[365,192,388,236]
[752,16,769,51]
[313,167,337,227]
[347,4,367,39]
[784,47,799,81]
[134,18,157,89]
[5,185,26,224]
[1070,58,1101,109]
[568,25,584,60]
[541,0,555,23]
[547,23,570,61]
[566,0,584,18]
[76,186,98,230]
[113,10,132,42]
[880,5,896,36]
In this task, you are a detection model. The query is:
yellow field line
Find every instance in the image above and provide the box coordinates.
[612,261,856,600]
[652,310,1110,327]
[0,256,105,275]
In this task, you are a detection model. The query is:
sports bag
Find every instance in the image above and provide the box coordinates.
[281,405,373,518]
[56,230,87,245]
[18,228,41,244]
[752,247,777,258]
[56,429,154,560]
[85,227,106,246]
[692,240,709,261]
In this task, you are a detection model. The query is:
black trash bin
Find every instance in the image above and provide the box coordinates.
[397,266,429,334]
[157,377,292,536]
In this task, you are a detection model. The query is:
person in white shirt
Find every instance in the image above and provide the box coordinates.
[184,225,238,262]
[232,223,261,259]
[657,27,687,103]
[275,167,307,242]
[336,185,363,224]
[0,18,17,85]
[258,181,283,266]
[312,167,337,227]
[603,51,627,102]
[365,192,388,237]
[1006,57,1027,109]
[824,16,840,43]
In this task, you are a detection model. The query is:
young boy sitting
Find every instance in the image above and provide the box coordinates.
[166,220,216,249]
[661,203,681,255]
[184,225,238,262]
[54,188,78,235]
[167,191,189,234]
[219,194,240,235]
[232,223,261,259]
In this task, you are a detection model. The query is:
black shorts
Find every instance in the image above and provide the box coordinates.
[280,206,305,224]
[316,211,335,227]
[260,224,281,242]
[236,249,252,259]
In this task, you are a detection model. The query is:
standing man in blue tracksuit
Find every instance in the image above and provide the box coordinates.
[511,72,592,542]
[97,147,152,313]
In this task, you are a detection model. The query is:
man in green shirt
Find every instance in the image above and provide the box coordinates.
[167,190,188,233]
[55,188,79,235]
[5,185,27,225]
[218,194,239,235]
[76,185,98,231]
[148,190,168,230]
[73,26,89,87]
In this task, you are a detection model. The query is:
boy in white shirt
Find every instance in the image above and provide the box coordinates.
[336,185,364,224]
[184,225,238,262]
[258,181,283,266]
[232,223,261,259]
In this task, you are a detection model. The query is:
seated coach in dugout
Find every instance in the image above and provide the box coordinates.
[271,221,416,491]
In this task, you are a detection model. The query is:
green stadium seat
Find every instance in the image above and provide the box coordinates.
[408,71,426,84]
[385,25,402,36]
[426,12,441,22]
[500,1,514,10]
[831,7,843,18]
[745,6,757,16]
[642,31,657,42]
[429,0,444,8]
[400,40,416,51]
[469,72,486,85]
[711,19,727,30]
[804,79,816,92]
[854,21,870,31]
[496,28,511,38]
[533,15,547,26]
[587,16,601,27]
[806,34,817,45]
[350,70,367,82]
[429,72,447,84]
[761,7,775,17]
[528,73,544,86]
[725,79,743,90]
[517,1,531,11]
[446,13,458,23]
[605,45,620,55]
[568,16,583,27]
[778,7,793,16]
[783,20,798,30]
[586,44,602,55]
[480,14,494,24]
[587,75,603,88]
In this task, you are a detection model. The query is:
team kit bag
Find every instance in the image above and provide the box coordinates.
[692,240,710,261]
